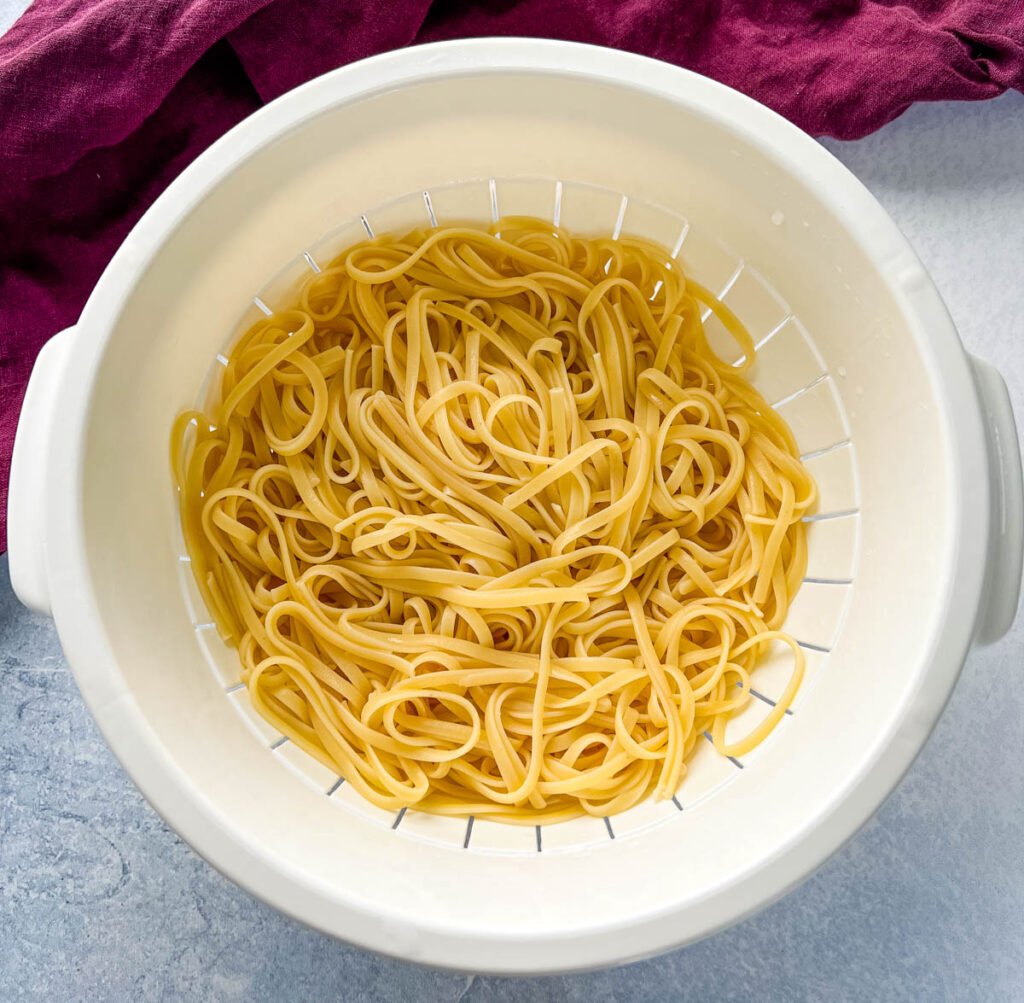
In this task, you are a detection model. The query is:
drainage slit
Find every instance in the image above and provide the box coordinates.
[803,508,859,522]
[797,640,831,653]
[752,314,792,352]
[800,439,851,462]
[703,730,744,769]
[771,373,828,409]
[488,179,499,223]
[612,195,628,239]
[423,191,438,227]
[670,222,690,258]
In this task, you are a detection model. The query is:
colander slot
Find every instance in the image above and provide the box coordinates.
[601,790,677,838]
[422,180,493,226]
[489,178,499,223]
[177,558,206,625]
[722,694,778,751]
[269,735,289,749]
[800,439,852,463]
[326,777,344,796]
[302,251,321,274]
[468,818,539,852]
[748,637,821,708]
[359,215,374,238]
[619,197,684,251]
[783,580,849,650]
[747,685,792,714]
[753,315,792,353]
[307,220,366,268]
[193,621,216,631]
[801,442,859,514]
[676,225,741,301]
[399,810,469,848]
[750,317,827,406]
[463,816,474,849]
[603,817,616,840]
[423,191,438,228]
[774,378,849,457]
[535,826,543,853]
[716,263,744,302]
[803,508,858,522]
[328,779,395,828]
[392,807,408,830]
[553,181,563,226]
[721,267,791,347]
[770,374,829,409]
[361,191,432,236]
[695,262,748,365]
[224,681,245,694]
[612,195,627,239]
[671,796,683,811]
[798,639,831,653]
[252,296,272,316]
[674,736,739,807]
[276,739,343,793]
[703,731,743,769]
[804,513,859,581]
[555,181,625,237]
[538,814,609,852]
[491,178,558,223]
[226,688,283,745]
[671,224,690,259]
[195,622,243,688]
[215,354,229,367]
[254,255,314,314]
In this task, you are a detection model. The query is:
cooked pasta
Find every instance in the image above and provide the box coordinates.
[172,216,816,823]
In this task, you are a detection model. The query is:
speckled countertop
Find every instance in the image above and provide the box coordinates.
[2,3,1023,993]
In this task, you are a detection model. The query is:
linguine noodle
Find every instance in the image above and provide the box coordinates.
[172,217,816,823]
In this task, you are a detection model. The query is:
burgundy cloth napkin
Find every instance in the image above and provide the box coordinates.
[2,1,1023,551]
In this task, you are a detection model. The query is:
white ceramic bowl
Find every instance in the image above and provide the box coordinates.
[8,39,1023,974]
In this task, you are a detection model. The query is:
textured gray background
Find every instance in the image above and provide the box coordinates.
[2,2,1023,998]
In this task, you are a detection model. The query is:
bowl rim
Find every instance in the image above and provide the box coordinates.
[44,38,989,973]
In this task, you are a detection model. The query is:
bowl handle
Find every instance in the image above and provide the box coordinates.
[970,355,1024,644]
[8,327,75,617]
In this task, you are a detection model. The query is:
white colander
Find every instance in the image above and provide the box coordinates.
[8,39,1023,974]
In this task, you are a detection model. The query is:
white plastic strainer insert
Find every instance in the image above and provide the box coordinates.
[177,177,856,855]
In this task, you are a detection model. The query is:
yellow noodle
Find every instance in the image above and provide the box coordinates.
[172,216,816,823]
